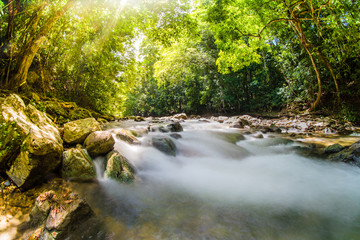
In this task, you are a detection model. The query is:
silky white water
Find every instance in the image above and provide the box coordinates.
[79,121,360,240]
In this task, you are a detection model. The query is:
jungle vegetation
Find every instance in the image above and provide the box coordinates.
[1,0,359,120]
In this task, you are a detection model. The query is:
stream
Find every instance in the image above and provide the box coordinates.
[76,120,360,240]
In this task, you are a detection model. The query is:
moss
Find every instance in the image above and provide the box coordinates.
[0,121,22,169]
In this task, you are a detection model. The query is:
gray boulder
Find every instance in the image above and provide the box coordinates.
[84,131,115,157]
[63,118,101,145]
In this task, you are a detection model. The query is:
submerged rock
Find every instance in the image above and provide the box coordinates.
[63,118,101,145]
[105,151,135,183]
[84,131,115,157]
[254,138,293,147]
[151,137,177,156]
[170,133,182,139]
[61,147,96,181]
[211,132,245,144]
[0,94,63,189]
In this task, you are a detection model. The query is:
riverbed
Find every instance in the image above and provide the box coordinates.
[75,119,360,239]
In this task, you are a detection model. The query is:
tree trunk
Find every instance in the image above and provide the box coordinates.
[316,49,341,104]
[8,0,75,90]
[304,46,322,111]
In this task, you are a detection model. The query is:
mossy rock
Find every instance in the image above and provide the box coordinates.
[84,131,115,157]
[1,94,63,189]
[61,147,96,181]
[105,151,135,183]
[151,137,177,156]
[63,118,101,145]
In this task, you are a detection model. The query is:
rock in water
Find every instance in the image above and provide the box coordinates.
[172,113,187,120]
[84,131,115,157]
[0,94,63,189]
[63,118,101,145]
[325,143,344,154]
[328,140,360,167]
[112,128,140,144]
[105,151,135,182]
[152,137,177,156]
[167,121,183,132]
[61,147,96,181]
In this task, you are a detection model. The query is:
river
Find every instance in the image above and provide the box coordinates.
[76,120,360,239]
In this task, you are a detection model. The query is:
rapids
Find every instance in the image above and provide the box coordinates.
[76,120,360,240]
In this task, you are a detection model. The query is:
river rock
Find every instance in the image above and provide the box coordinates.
[105,151,135,182]
[212,132,245,144]
[63,118,101,145]
[84,131,115,157]
[149,125,169,133]
[172,113,187,120]
[231,119,250,128]
[134,116,145,122]
[325,143,344,154]
[1,94,63,189]
[167,121,183,132]
[112,129,140,144]
[151,137,177,156]
[328,141,360,167]
[61,147,96,181]
[28,187,97,240]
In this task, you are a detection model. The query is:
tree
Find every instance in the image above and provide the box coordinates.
[203,0,359,111]
[1,0,76,90]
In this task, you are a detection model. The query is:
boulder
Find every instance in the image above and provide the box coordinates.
[149,125,169,133]
[231,119,250,128]
[134,116,145,122]
[0,94,63,189]
[328,141,360,167]
[167,121,183,132]
[170,133,182,139]
[172,113,187,120]
[253,134,264,139]
[63,118,101,145]
[151,137,177,156]
[325,143,344,154]
[112,129,140,144]
[61,147,96,181]
[84,131,115,157]
[28,187,97,240]
[212,132,245,144]
[105,151,135,182]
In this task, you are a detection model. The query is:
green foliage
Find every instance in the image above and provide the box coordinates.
[1,0,359,117]
[0,121,21,160]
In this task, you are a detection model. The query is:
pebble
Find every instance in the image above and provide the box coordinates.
[4,180,11,187]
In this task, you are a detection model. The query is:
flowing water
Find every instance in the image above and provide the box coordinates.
[77,120,360,240]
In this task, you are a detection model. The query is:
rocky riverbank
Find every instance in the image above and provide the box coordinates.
[0,93,133,239]
[1,93,360,239]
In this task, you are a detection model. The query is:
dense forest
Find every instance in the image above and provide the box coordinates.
[1,0,360,120]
